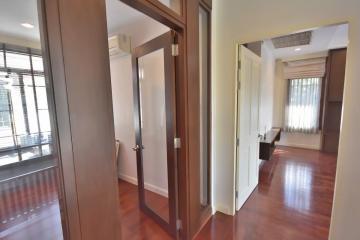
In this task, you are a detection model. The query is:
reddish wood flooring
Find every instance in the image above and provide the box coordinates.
[1,147,337,240]
[0,167,63,240]
[118,179,172,240]
[196,146,337,240]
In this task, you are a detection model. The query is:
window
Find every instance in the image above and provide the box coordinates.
[0,46,52,166]
[285,78,321,133]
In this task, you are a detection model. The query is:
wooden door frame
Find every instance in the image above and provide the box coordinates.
[132,31,178,237]
[42,0,121,239]
[39,0,79,238]
[119,1,190,239]
[41,0,213,238]
[120,0,213,239]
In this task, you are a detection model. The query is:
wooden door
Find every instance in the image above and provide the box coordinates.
[321,48,347,153]
[235,45,261,210]
[132,31,178,237]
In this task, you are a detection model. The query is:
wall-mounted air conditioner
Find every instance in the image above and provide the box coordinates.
[108,34,131,57]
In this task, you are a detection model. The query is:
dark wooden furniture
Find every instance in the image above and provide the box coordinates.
[259,128,281,161]
[321,48,347,153]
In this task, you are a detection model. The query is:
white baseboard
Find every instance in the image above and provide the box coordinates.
[276,142,320,150]
[215,204,233,215]
[118,173,168,198]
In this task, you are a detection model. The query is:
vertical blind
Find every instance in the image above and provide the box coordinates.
[0,44,52,167]
[284,78,321,134]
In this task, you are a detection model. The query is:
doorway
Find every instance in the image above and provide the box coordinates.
[234,45,261,210]
[231,23,348,239]
[105,0,180,238]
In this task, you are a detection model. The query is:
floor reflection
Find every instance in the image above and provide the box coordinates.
[196,146,337,240]
[284,164,312,212]
[0,167,63,240]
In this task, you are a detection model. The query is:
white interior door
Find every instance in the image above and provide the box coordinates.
[235,45,261,211]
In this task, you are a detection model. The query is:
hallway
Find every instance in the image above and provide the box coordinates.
[196,147,337,240]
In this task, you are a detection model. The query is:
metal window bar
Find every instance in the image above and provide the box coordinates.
[18,75,31,135]
[6,91,20,161]
[29,49,43,157]
[0,44,52,165]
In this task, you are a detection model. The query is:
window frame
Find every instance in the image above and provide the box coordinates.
[0,43,53,167]
[285,77,322,133]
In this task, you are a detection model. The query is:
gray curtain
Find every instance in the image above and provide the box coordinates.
[284,78,321,134]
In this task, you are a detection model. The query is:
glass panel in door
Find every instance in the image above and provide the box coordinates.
[156,0,182,15]
[132,31,177,236]
[138,48,170,222]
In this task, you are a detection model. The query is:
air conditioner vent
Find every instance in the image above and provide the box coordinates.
[271,31,312,49]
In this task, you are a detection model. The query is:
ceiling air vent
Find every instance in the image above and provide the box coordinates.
[271,31,312,49]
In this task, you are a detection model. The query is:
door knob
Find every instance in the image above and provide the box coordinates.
[132,145,140,151]
[132,145,144,151]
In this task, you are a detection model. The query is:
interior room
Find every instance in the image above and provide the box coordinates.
[0,1,65,239]
[0,0,179,239]
[1,0,212,239]
[199,23,348,239]
[2,0,360,239]
[257,23,348,152]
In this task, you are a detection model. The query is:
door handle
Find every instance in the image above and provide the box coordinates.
[132,145,144,151]
[132,145,140,151]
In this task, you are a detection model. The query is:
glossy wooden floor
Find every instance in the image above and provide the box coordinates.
[1,147,337,240]
[118,179,172,240]
[0,167,63,240]
[196,146,337,240]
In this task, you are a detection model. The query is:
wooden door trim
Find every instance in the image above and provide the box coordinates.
[40,0,80,238]
[199,2,212,224]
[44,0,121,239]
[120,0,185,30]
[132,31,178,237]
[118,0,214,238]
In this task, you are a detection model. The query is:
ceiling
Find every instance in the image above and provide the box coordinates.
[0,0,145,44]
[0,0,40,43]
[264,24,349,60]
[106,0,145,36]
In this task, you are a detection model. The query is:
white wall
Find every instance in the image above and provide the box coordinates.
[277,132,322,150]
[212,0,360,238]
[109,17,169,197]
[259,41,275,136]
[109,54,137,183]
[0,35,41,49]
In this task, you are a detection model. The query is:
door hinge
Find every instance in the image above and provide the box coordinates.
[172,44,179,56]
[237,80,241,90]
[238,60,241,69]
[236,138,240,146]
[235,190,239,199]
[174,138,181,149]
[176,219,182,230]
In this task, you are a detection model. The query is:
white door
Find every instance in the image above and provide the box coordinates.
[235,45,261,211]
